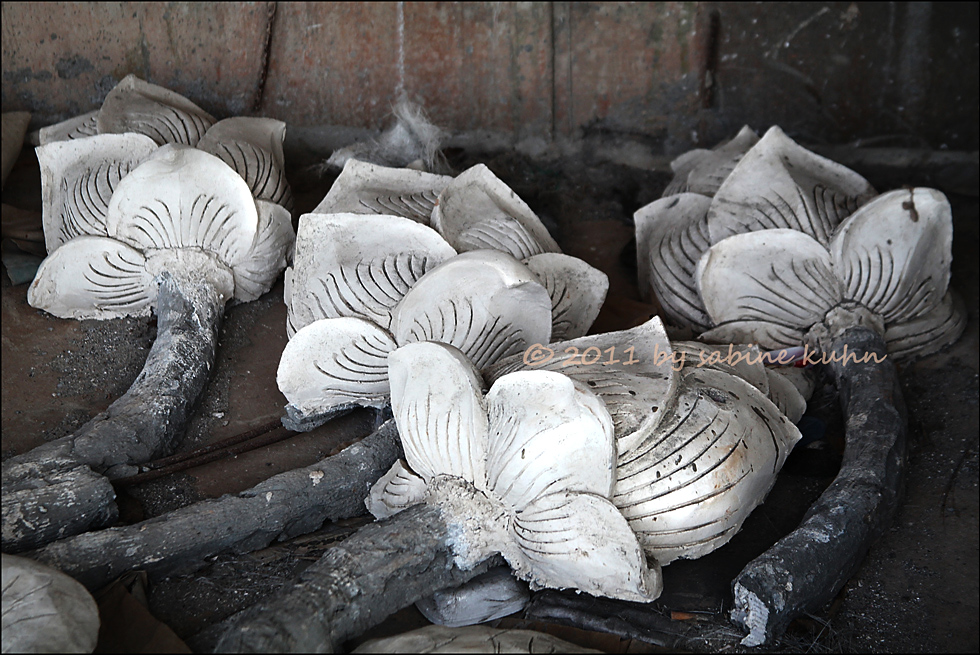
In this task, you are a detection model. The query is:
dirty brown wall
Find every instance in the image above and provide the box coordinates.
[3,2,977,153]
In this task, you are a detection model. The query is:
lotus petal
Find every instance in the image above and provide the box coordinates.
[483,316,677,451]
[524,252,608,340]
[232,200,295,302]
[509,491,661,602]
[98,74,215,146]
[432,164,560,258]
[708,126,876,246]
[699,321,809,351]
[831,188,953,324]
[36,133,158,252]
[388,342,489,484]
[391,250,552,370]
[674,341,770,395]
[285,213,455,336]
[314,159,451,224]
[277,317,396,416]
[415,567,530,628]
[106,145,258,268]
[763,367,807,423]
[366,459,427,520]
[663,125,759,197]
[696,229,842,349]
[27,236,155,319]
[884,291,967,362]
[634,193,712,327]
[485,371,615,510]
[1,554,100,654]
[352,624,600,654]
[767,365,815,403]
[197,117,294,212]
[37,110,100,144]
[615,368,800,563]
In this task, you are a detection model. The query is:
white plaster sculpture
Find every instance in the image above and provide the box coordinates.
[28,144,293,319]
[368,341,662,602]
[97,74,215,146]
[278,245,552,423]
[432,164,561,259]
[524,252,608,341]
[313,159,451,224]
[415,567,530,628]
[353,624,599,654]
[662,124,759,198]
[1,554,100,653]
[37,109,99,145]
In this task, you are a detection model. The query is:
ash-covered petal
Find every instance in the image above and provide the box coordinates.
[197,117,294,212]
[697,229,842,349]
[884,291,967,362]
[433,164,560,258]
[663,125,759,198]
[699,321,807,351]
[366,459,428,520]
[37,110,100,144]
[388,341,489,484]
[391,250,552,369]
[634,193,713,328]
[708,126,876,246]
[524,252,608,340]
[232,200,295,302]
[673,341,770,395]
[27,236,154,320]
[314,159,452,224]
[509,491,661,602]
[36,133,158,252]
[615,368,800,564]
[277,317,396,416]
[831,188,953,325]
[763,368,807,423]
[483,316,677,452]
[98,74,215,146]
[485,371,615,511]
[106,145,258,268]
[286,213,455,336]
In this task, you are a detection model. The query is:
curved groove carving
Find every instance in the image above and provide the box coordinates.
[663,125,759,198]
[457,215,542,260]
[37,110,101,145]
[98,75,215,147]
[233,200,295,302]
[524,253,608,341]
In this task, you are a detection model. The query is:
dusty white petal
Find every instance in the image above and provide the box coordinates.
[615,368,800,564]
[37,110,101,144]
[484,371,615,511]
[434,164,560,258]
[708,126,876,246]
[36,133,158,253]
[634,193,713,328]
[352,624,600,654]
[98,74,215,146]
[663,125,759,197]
[697,229,842,345]
[314,159,451,224]
[388,342,489,484]
[767,365,815,402]
[197,117,293,212]
[27,236,155,319]
[366,459,428,520]
[277,317,396,416]
[673,341,770,395]
[509,491,661,602]
[391,250,552,370]
[415,568,530,628]
[524,252,608,340]
[699,321,806,351]
[884,291,967,362]
[832,188,953,325]
[144,247,235,304]
[287,213,455,336]
[232,200,295,302]
[2,554,100,654]
[483,316,677,452]
[106,145,258,267]
[763,367,807,423]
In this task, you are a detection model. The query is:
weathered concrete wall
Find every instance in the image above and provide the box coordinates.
[2,2,977,154]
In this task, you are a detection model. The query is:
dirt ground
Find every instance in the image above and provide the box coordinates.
[2,138,977,653]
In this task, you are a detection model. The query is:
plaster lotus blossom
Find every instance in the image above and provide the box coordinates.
[368,341,661,603]
[28,145,293,319]
[697,188,966,360]
[97,74,215,146]
[662,125,759,198]
[432,164,561,259]
[278,246,553,423]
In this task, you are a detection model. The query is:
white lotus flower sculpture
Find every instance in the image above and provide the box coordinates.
[636,125,965,360]
[367,341,661,603]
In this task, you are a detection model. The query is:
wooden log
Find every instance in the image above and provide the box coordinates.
[213,501,503,653]
[731,326,907,646]
[1,273,223,552]
[28,419,401,591]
